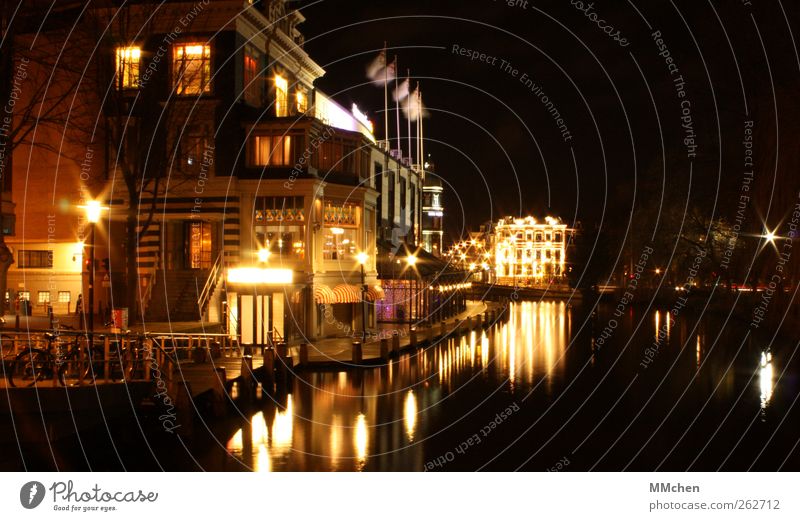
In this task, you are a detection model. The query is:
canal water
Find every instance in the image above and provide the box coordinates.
[5,300,799,471]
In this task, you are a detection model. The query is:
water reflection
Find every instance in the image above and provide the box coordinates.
[759,351,774,411]
[214,301,790,471]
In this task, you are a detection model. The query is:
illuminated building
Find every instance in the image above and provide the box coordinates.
[7,0,411,342]
[421,163,444,256]
[493,216,569,286]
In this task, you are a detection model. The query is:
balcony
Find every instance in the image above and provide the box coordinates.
[242,117,370,186]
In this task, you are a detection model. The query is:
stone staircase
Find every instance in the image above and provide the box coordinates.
[144,269,209,322]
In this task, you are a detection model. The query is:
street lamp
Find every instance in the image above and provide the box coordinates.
[80,200,108,343]
[356,252,369,339]
[257,248,271,263]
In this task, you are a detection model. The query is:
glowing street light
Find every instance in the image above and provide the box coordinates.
[78,200,108,341]
[257,248,271,263]
[406,254,418,267]
[356,252,369,339]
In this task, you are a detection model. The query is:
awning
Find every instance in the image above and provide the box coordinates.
[366,285,386,301]
[314,285,337,304]
[332,284,362,304]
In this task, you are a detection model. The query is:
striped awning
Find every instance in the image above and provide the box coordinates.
[366,285,386,301]
[333,284,362,304]
[314,285,337,304]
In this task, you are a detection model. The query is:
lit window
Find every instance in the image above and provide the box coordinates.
[243,52,260,105]
[186,221,213,269]
[173,44,211,95]
[275,75,288,116]
[19,291,30,301]
[58,291,71,303]
[296,89,307,113]
[251,135,293,166]
[116,46,141,89]
[38,291,50,304]
[323,227,358,260]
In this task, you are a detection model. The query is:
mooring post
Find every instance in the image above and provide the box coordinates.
[352,341,363,364]
[175,380,194,437]
[240,355,254,401]
[380,337,389,360]
[410,327,417,348]
[299,343,309,366]
[392,331,400,355]
[212,367,227,417]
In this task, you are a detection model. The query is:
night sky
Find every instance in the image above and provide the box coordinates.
[298,0,800,241]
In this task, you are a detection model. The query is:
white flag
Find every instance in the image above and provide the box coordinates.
[367,51,396,86]
[403,87,428,121]
[366,50,386,80]
[393,78,410,101]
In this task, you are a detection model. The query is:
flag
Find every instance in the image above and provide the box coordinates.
[393,78,410,102]
[403,87,428,121]
[367,51,396,86]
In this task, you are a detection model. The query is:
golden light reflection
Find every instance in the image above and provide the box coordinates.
[655,310,661,341]
[355,413,368,469]
[696,335,702,368]
[226,395,294,472]
[759,351,774,410]
[404,390,418,441]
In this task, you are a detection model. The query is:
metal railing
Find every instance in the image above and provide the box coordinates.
[197,250,224,316]
[2,329,243,388]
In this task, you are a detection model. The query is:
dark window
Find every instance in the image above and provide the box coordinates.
[18,250,53,269]
[243,51,261,105]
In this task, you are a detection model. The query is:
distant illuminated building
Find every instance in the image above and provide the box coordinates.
[494,216,569,286]
[421,164,444,256]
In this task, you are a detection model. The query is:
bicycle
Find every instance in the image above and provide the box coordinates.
[7,331,135,387]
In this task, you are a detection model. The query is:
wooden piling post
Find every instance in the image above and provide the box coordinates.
[440,321,446,338]
[352,341,363,364]
[240,355,254,400]
[299,343,309,366]
[262,349,275,392]
[392,332,400,355]
[410,327,417,348]
[175,380,194,437]
[103,336,111,384]
[380,338,389,360]
[212,367,227,418]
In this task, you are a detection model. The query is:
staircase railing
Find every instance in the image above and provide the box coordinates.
[197,250,224,316]
[139,272,156,319]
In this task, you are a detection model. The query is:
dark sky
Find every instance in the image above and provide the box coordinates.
[296,0,800,240]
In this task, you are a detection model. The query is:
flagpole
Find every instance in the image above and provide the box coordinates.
[420,89,425,172]
[415,83,421,170]
[406,69,412,166]
[383,42,389,145]
[394,56,401,157]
